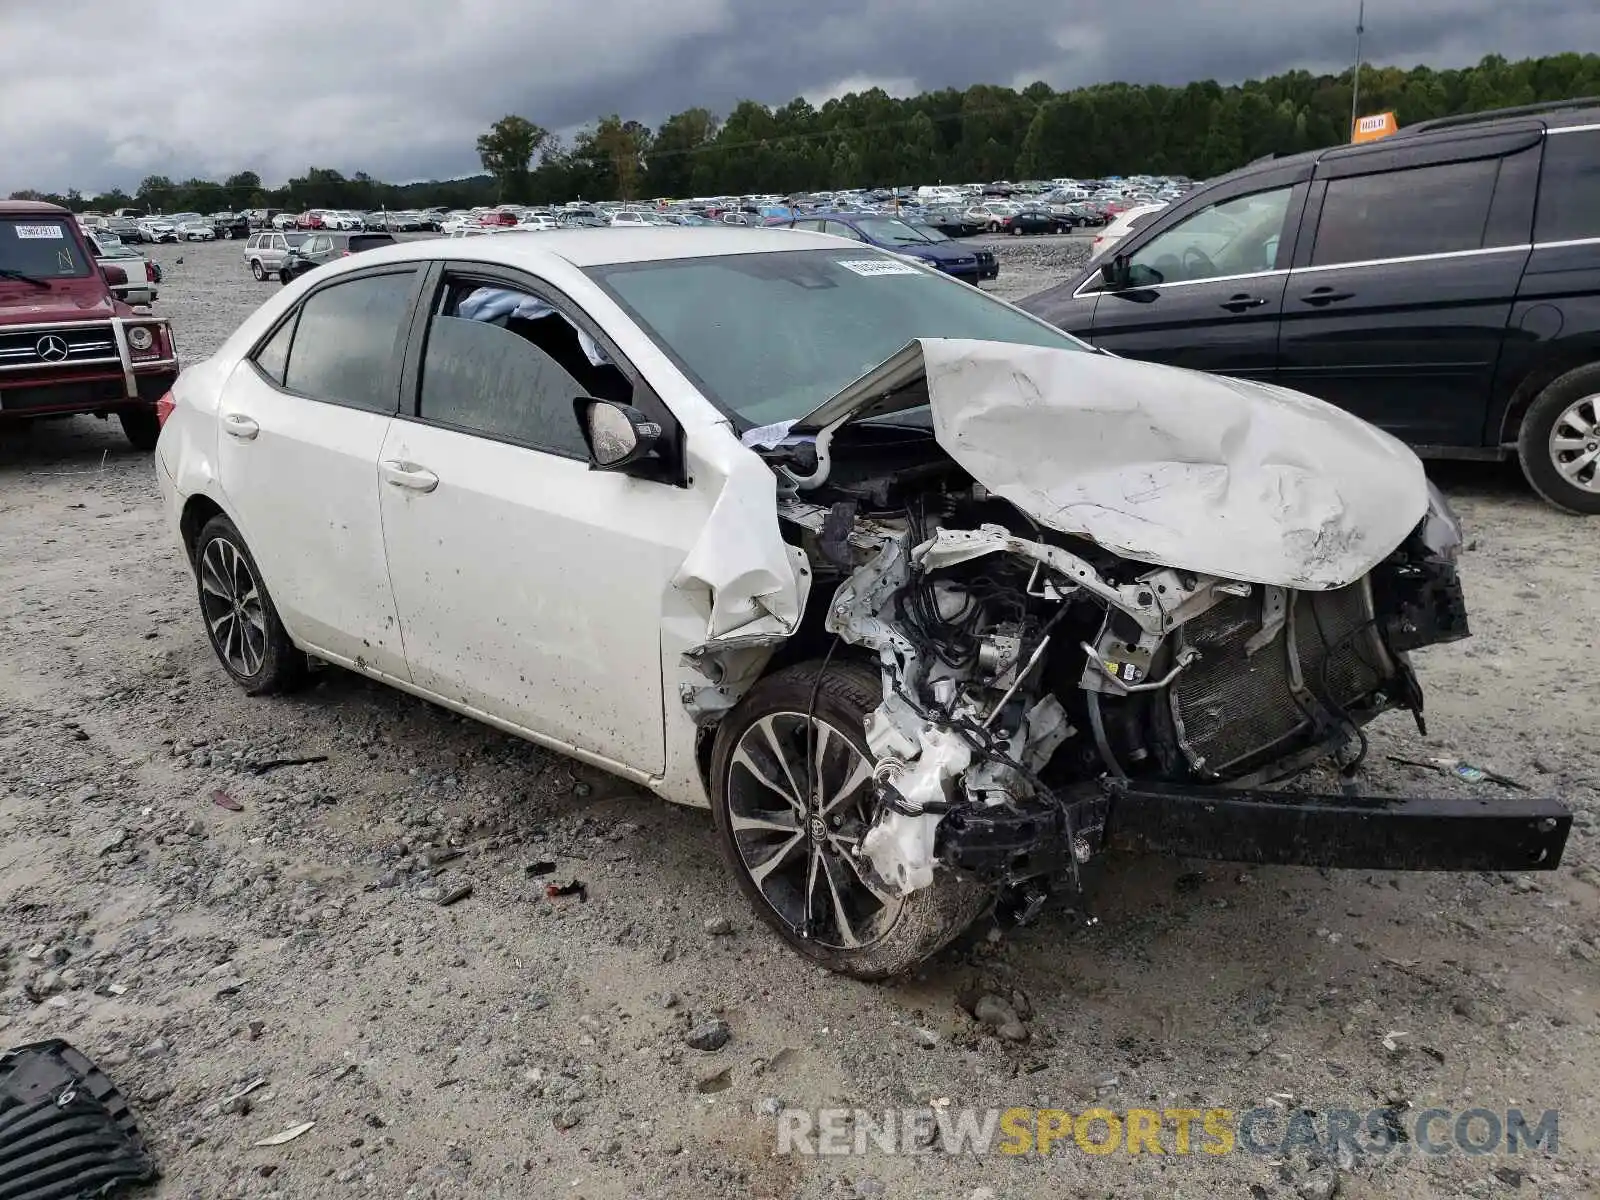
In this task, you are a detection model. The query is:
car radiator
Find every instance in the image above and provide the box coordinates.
[1166,581,1390,777]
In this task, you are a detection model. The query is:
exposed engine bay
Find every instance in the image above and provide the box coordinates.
[755,397,1471,903]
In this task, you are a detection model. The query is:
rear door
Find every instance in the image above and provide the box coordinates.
[215,267,421,677]
[1277,129,1540,447]
[1071,166,1310,376]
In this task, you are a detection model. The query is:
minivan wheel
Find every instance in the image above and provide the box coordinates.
[119,408,160,451]
[1517,364,1600,515]
[709,660,990,980]
[193,515,308,695]
[250,260,264,280]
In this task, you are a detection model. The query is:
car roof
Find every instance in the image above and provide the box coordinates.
[348,226,849,272]
[0,199,71,216]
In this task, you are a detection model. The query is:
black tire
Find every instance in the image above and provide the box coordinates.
[1516,363,1600,515]
[193,515,308,695]
[709,660,990,980]
[119,408,160,451]
[250,259,264,281]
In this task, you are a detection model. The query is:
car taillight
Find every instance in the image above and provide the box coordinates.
[155,390,176,427]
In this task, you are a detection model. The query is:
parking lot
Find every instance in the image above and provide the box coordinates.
[1,233,1597,1200]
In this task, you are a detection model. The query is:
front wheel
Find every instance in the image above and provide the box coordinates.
[1517,364,1600,514]
[250,259,265,281]
[193,515,308,694]
[119,407,160,451]
[709,661,989,980]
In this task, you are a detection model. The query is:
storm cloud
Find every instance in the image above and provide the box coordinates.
[3,0,1595,194]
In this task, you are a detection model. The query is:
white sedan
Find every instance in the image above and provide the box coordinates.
[153,228,1478,977]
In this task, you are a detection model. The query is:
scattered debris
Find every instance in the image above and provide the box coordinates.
[0,1040,158,1196]
[1380,1030,1409,1052]
[695,1067,733,1093]
[211,788,244,813]
[247,755,330,776]
[703,915,734,936]
[971,994,1029,1042]
[684,1019,731,1052]
[96,827,128,856]
[253,1121,315,1147]
[524,860,557,877]
[1386,755,1526,789]
[545,880,588,902]
[418,882,473,906]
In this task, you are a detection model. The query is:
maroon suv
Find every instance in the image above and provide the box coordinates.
[1,200,179,449]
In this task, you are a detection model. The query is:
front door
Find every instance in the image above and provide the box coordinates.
[377,268,706,775]
[1087,181,1303,377]
[214,268,419,677]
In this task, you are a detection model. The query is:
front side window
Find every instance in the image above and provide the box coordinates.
[281,271,415,412]
[588,248,1085,427]
[823,221,867,242]
[1123,186,1293,286]
[1535,128,1600,243]
[1312,158,1498,266]
[0,217,91,279]
[416,279,630,457]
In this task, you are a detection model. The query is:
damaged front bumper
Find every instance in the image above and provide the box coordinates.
[935,777,1572,884]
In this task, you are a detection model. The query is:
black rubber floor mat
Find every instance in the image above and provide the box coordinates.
[0,1040,157,1199]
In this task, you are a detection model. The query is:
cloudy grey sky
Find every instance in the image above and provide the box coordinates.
[3,0,1595,195]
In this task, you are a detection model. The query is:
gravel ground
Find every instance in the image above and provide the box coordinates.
[1,233,1596,1200]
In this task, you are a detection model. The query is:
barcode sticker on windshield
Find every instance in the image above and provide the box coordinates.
[835,258,919,277]
[13,224,64,239]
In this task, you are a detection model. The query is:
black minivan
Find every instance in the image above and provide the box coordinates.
[1020,99,1600,514]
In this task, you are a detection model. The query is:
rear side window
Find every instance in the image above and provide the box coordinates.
[416,278,631,457]
[1535,129,1600,243]
[1311,158,1498,266]
[252,314,296,385]
[281,271,415,412]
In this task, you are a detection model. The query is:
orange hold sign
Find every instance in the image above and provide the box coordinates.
[1352,112,1399,143]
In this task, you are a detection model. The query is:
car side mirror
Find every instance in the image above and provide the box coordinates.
[100,264,129,287]
[1099,253,1130,291]
[576,398,663,471]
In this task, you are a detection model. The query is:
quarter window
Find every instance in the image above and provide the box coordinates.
[1123,186,1293,286]
[280,271,415,411]
[1311,158,1497,266]
[251,314,296,385]
[1535,129,1600,243]
[416,278,632,457]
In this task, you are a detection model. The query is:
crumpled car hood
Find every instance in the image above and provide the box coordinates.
[800,338,1430,591]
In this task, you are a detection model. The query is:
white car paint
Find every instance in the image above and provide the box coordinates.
[156,227,1431,823]
[797,338,1428,590]
[158,227,825,808]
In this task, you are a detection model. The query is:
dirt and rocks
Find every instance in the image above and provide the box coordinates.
[0,234,1596,1200]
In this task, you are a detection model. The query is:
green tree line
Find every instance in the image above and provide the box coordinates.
[12,52,1599,213]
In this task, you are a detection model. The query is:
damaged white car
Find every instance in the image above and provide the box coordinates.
[154,228,1570,979]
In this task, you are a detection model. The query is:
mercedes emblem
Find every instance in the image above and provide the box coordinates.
[36,334,70,363]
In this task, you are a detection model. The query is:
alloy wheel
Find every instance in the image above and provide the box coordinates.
[199,537,267,677]
[1549,392,1600,494]
[725,711,901,950]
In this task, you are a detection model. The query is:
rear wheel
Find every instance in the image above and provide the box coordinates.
[193,515,307,694]
[709,661,989,980]
[119,408,160,451]
[1517,363,1600,515]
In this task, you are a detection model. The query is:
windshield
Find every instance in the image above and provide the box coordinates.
[912,224,950,242]
[587,248,1086,426]
[1,217,91,279]
[853,216,932,246]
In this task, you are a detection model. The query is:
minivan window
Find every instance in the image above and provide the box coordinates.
[1123,186,1293,286]
[1311,158,1498,267]
[1534,129,1600,244]
[281,271,415,412]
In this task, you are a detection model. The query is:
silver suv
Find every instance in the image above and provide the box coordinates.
[243,231,308,281]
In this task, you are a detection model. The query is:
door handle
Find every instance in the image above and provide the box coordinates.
[380,460,439,493]
[221,413,259,440]
[1220,294,1269,312]
[1300,287,1355,307]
